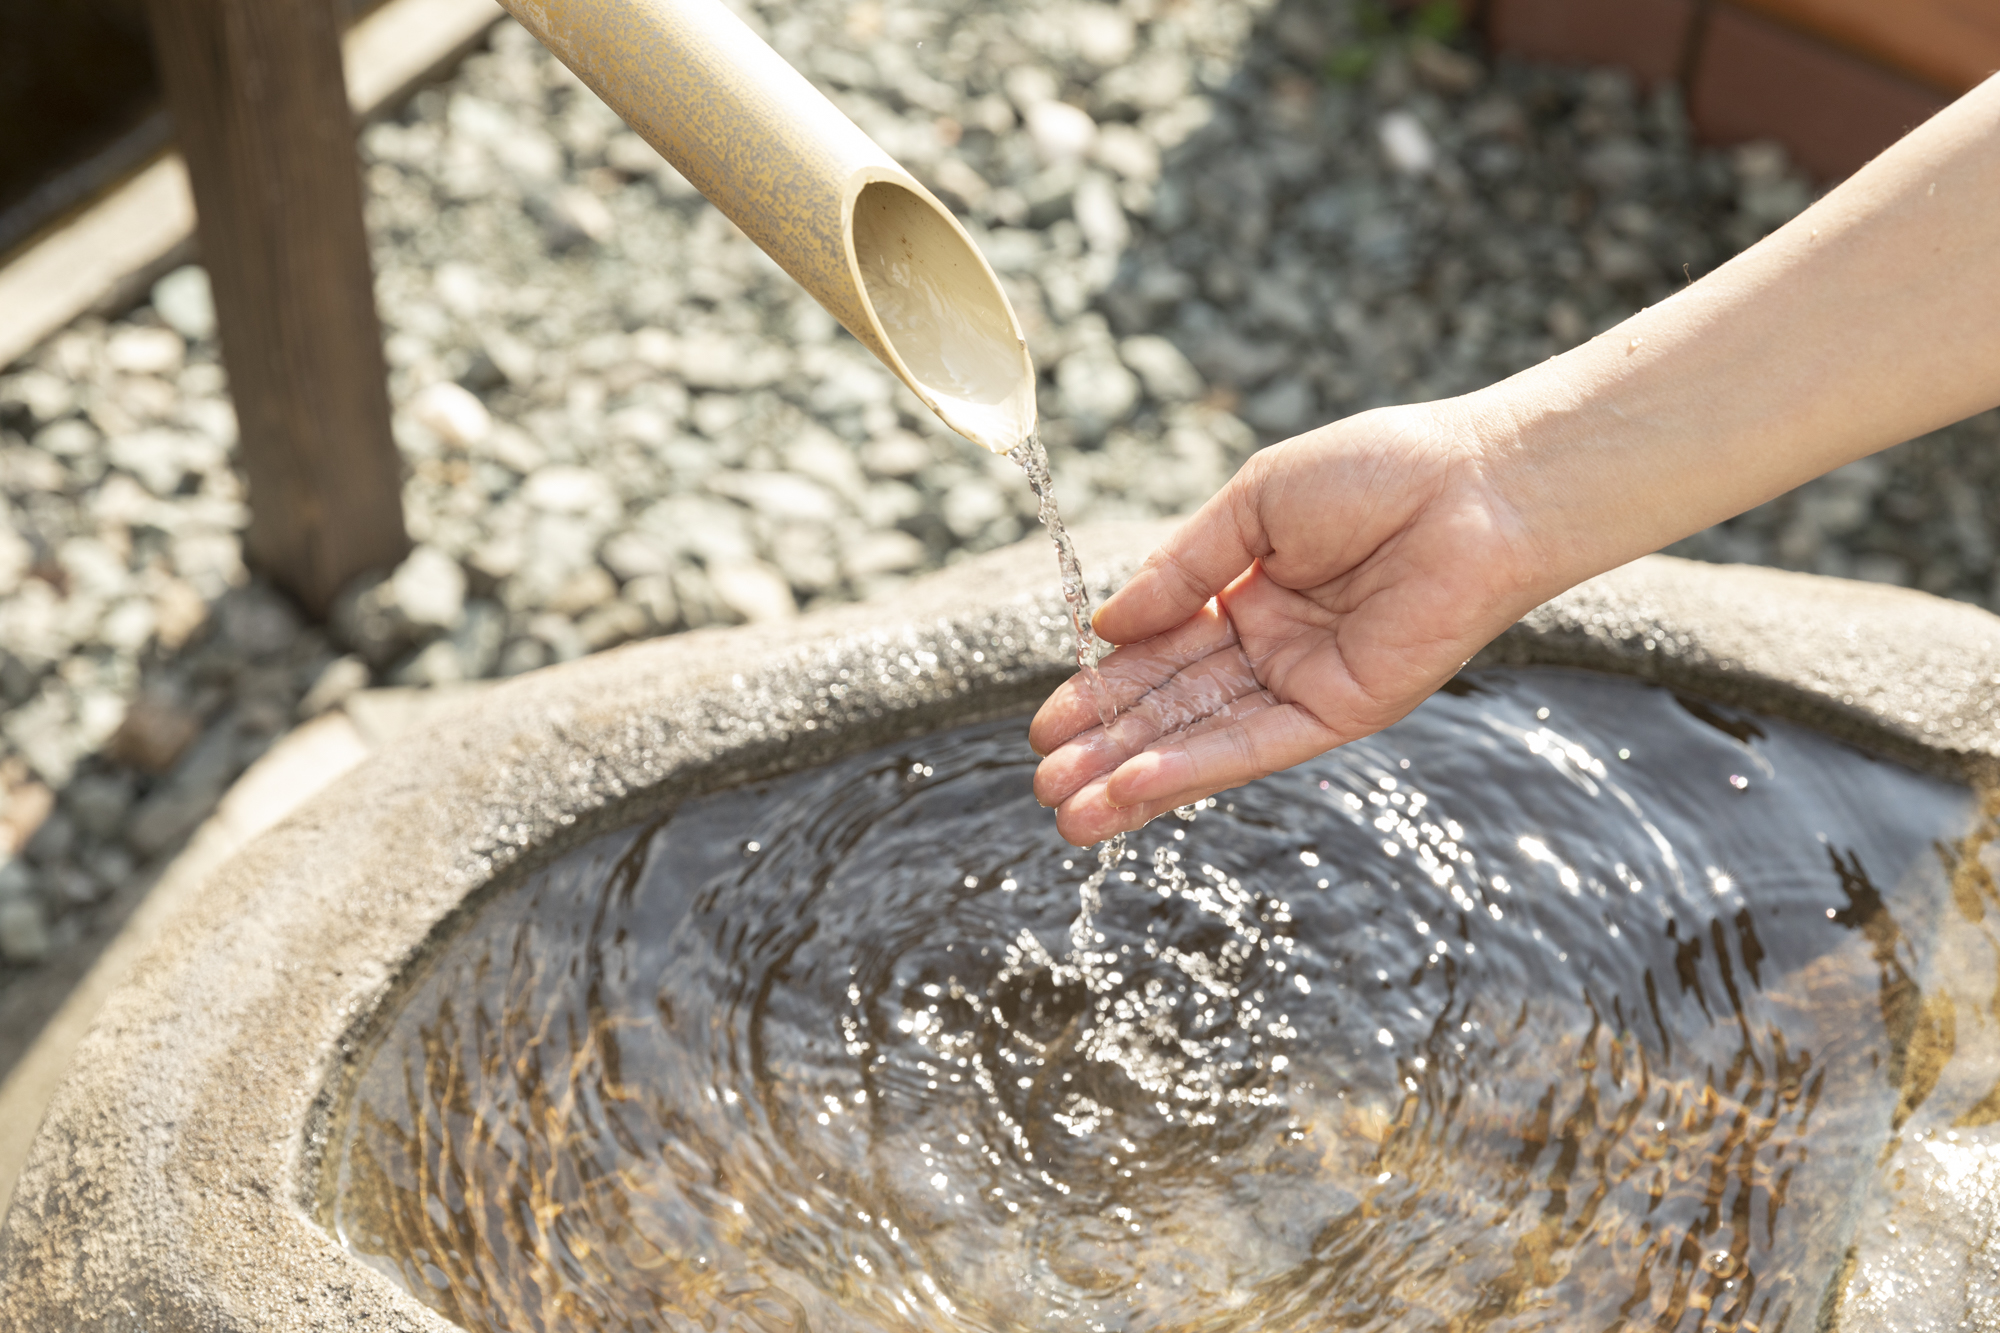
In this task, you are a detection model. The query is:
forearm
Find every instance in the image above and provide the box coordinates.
[1471,73,2000,597]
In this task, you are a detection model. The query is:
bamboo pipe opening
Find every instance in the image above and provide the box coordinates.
[849,180,1037,453]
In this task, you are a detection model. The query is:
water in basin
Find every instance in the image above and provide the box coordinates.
[325,668,1980,1332]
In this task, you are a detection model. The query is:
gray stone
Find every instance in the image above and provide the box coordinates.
[1580,138,1654,194]
[96,598,157,653]
[1065,5,1135,67]
[1241,377,1316,436]
[522,611,586,662]
[858,432,935,479]
[844,529,928,579]
[782,433,868,503]
[1588,233,1654,284]
[672,564,721,628]
[55,537,128,603]
[577,599,648,651]
[638,495,755,566]
[538,185,616,249]
[604,130,665,175]
[450,599,507,678]
[8,688,86,788]
[497,637,549,677]
[707,471,843,524]
[708,560,797,623]
[0,585,67,672]
[678,340,790,392]
[522,465,619,517]
[600,530,672,580]
[389,545,468,633]
[408,381,492,449]
[82,844,135,897]
[107,428,205,496]
[619,573,679,630]
[2,371,76,425]
[124,735,233,857]
[942,478,1009,540]
[0,525,30,598]
[104,327,185,377]
[1091,124,1159,183]
[1072,171,1129,253]
[150,267,217,343]
[1117,337,1204,404]
[391,639,468,688]
[45,861,101,907]
[1409,38,1482,95]
[217,586,301,658]
[65,775,135,840]
[108,697,201,775]
[1377,111,1437,176]
[769,526,839,593]
[22,811,74,866]
[1245,271,1319,337]
[0,898,49,964]
[1055,344,1141,429]
[1025,100,1097,164]
[301,656,374,720]
[547,566,617,616]
[0,857,32,903]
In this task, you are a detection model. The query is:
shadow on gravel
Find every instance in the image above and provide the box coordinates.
[0,563,337,1081]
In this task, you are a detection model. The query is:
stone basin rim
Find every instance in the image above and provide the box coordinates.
[5,519,2000,1332]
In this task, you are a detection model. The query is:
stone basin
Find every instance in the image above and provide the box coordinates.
[5,521,2000,1331]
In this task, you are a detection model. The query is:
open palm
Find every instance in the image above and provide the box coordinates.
[1030,403,1549,845]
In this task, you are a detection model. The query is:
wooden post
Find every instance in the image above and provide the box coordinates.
[142,0,409,616]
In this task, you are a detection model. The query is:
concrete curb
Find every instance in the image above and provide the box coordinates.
[2,529,1998,1329]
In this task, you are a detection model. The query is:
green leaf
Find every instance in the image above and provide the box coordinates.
[1411,0,1464,43]
[1325,44,1377,83]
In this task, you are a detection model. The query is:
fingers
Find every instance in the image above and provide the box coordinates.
[1103,701,1340,811]
[1049,697,1280,841]
[1032,642,1264,806]
[1091,470,1269,646]
[1027,601,1241,756]
[1045,696,1337,845]
[1052,776,1192,845]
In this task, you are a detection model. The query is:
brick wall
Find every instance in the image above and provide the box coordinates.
[1485,0,2000,181]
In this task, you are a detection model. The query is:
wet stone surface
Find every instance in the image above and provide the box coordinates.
[330,669,1978,1332]
[1,0,1996,999]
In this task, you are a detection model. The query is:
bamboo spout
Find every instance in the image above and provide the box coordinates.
[494,0,1037,452]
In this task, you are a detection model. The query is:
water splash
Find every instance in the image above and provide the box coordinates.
[329,672,1977,1333]
[1007,430,1128,992]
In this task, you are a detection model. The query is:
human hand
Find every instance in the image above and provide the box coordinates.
[1031,75,2000,847]
[1029,400,1555,845]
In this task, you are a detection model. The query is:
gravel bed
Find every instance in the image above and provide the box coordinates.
[1,0,1996,986]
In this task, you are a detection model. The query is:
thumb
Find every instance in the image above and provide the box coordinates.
[1093,472,1267,645]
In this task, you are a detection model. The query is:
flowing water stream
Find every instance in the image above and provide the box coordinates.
[326,669,1981,1332]
[1006,431,1130,961]
[1006,434,1114,729]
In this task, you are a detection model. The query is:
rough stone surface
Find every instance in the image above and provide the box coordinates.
[3,0,1999,1012]
[4,530,2000,1329]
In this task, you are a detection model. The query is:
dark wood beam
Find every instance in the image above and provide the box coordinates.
[143,0,408,616]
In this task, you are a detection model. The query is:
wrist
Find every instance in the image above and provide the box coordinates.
[1431,377,1614,612]
[1456,321,1736,598]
